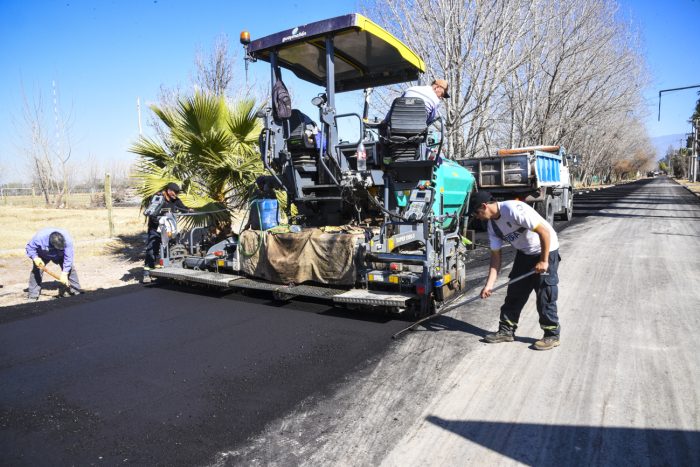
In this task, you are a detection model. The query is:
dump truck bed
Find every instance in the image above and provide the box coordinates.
[458,146,565,190]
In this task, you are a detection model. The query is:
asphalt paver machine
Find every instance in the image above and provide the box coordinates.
[150,13,475,317]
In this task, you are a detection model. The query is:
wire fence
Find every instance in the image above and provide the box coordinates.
[0,186,141,208]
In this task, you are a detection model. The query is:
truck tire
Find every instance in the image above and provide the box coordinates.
[556,190,573,222]
[536,194,555,225]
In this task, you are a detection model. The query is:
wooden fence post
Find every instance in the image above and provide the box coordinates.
[105,173,115,238]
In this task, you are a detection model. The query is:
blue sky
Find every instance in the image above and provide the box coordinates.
[1,0,698,182]
[620,0,700,140]
[0,0,361,182]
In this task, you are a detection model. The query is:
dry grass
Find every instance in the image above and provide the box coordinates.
[0,206,144,257]
[1,193,106,208]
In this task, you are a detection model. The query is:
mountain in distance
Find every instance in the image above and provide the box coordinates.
[651,133,687,160]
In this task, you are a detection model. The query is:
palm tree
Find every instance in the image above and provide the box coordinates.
[130,93,264,231]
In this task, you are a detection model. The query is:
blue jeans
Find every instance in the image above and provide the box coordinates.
[499,249,561,337]
[144,228,161,269]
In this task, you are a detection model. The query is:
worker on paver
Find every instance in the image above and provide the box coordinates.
[25,227,81,300]
[469,191,562,350]
[402,78,450,125]
[385,78,450,126]
[143,182,192,279]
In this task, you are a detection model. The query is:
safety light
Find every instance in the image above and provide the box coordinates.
[213,251,225,257]
[389,262,402,272]
[416,284,426,296]
[240,30,251,45]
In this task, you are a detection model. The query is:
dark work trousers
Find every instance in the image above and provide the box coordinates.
[144,227,161,269]
[28,262,81,298]
[499,249,561,337]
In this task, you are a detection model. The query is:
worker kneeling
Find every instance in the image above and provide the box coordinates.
[25,228,82,301]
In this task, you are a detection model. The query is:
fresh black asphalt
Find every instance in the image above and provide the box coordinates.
[0,284,407,465]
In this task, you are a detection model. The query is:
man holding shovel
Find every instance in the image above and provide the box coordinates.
[25,227,82,301]
[470,191,562,350]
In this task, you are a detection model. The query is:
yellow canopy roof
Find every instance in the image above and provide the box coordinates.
[248,13,425,92]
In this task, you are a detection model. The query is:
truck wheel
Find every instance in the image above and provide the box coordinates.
[536,195,555,225]
[564,191,573,221]
[555,190,573,222]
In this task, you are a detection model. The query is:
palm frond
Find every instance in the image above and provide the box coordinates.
[131,92,264,227]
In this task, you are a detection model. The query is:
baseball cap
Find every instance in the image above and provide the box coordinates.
[468,191,494,215]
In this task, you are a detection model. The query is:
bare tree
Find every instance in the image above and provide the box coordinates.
[366,0,652,183]
[14,80,76,207]
[367,0,543,158]
[193,34,234,96]
[148,34,267,140]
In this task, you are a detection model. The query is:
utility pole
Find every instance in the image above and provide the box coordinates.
[688,134,693,182]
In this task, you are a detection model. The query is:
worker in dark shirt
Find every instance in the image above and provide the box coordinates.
[143,182,191,277]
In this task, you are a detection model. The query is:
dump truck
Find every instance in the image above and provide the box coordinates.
[458,146,574,224]
[148,13,476,317]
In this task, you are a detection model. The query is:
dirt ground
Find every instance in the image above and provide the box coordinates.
[0,204,250,308]
[0,244,144,308]
[0,206,145,308]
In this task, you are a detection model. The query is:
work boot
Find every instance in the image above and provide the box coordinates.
[484,328,515,343]
[534,335,560,351]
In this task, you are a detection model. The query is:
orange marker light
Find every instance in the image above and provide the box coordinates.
[240,30,251,45]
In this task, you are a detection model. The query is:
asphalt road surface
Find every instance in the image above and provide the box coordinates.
[2,177,699,466]
[226,177,700,466]
[0,285,408,465]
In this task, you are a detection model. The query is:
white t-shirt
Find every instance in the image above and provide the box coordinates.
[402,85,441,124]
[487,200,559,255]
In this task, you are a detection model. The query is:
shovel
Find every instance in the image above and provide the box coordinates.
[392,270,543,339]
[39,265,84,294]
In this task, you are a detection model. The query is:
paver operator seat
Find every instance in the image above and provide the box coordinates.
[384,96,428,163]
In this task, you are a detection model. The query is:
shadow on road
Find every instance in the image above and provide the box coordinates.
[105,233,144,261]
[425,417,700,466]
[420,315,489,336]
[119,267,144,283]
[413,315,539,344]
